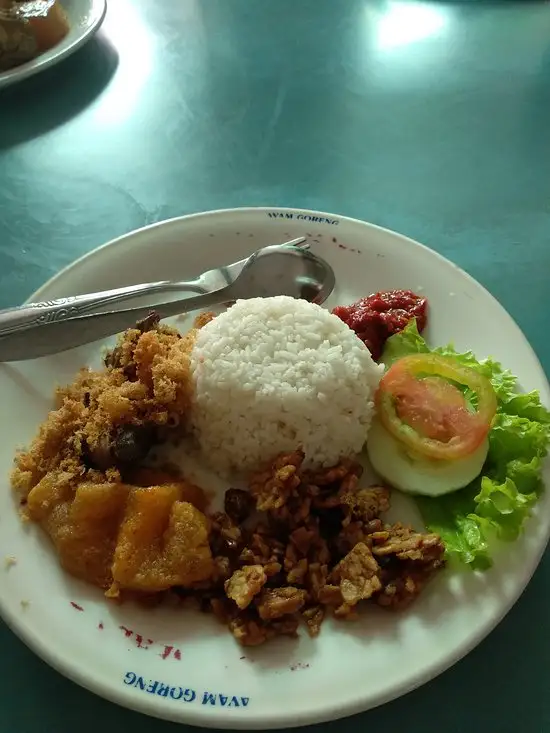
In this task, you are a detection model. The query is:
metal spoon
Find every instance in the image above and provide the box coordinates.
[0,237,309,335]
[0,243,336,361]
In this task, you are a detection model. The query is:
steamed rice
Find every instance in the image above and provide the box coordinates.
[189,296,383,474]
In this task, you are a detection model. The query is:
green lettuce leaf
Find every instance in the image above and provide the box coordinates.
[504,392,550,423]
[381,320,550,568]
[474,476,537,542]
[416,488,492,570]
[382,319,429,366]
[489,413,550,466]
[506,456,544,495]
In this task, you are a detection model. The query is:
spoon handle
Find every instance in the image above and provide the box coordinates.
[0,288,227,362]
[0,279,208,338]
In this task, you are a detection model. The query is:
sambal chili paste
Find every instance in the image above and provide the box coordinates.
[332,290,428,361]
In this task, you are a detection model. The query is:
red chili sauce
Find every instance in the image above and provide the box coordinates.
[332,290,428,361]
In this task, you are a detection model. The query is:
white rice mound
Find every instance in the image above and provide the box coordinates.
[189,296,383,474]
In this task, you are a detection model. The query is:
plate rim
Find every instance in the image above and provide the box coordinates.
[2,206,549,729]
[0,0,107,90]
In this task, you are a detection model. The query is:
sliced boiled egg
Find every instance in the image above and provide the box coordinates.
[366,416,489,497]
[369,353,497,496]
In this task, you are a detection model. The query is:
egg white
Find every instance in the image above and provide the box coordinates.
[366,417,488,497]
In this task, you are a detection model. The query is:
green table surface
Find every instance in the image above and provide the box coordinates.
[1,1,549,731]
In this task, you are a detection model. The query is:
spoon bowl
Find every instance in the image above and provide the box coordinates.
[232,243,335,304]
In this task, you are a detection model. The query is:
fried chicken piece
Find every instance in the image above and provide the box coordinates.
[303,459,363,511]
[317,584,344,608]
[228,615,272,646]
[290,527,317,555]
[370,523,446,610]
[330,542,382,613]
[340,486,391,525]
[256,587,307,620]
[271,615,300,638]
[375,571,432,610]
[302,606,325,637]
[193,311,216,329]
[224,566,267,609]
[287,557,308,585]
[303,458,362,487]
[249,450,304,511]
[211,512,243,556]
[214,454,446,642]
[371,523,445,563]
[305,562,329,602]
[228,611,300,647]
[334,518,384,556]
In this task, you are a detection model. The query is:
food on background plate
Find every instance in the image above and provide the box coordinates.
[10,285,550,645]
[0,0,69,73]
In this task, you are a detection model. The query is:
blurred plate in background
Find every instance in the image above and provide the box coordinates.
[0,0,107,89]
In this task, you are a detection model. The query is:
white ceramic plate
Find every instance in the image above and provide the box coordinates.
[0,208,548,729]
[0,0,106,89]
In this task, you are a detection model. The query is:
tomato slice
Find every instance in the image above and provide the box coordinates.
[376,354,497,460]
